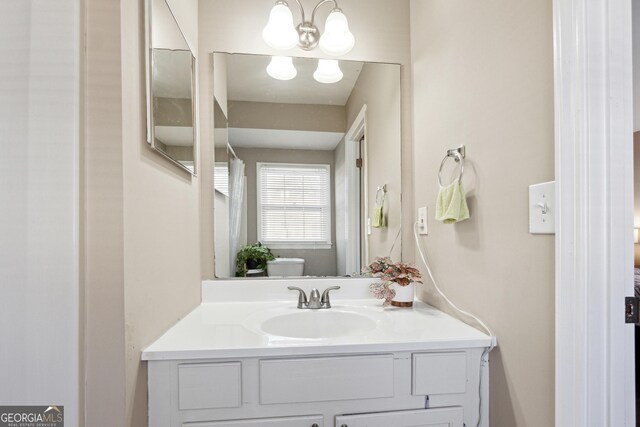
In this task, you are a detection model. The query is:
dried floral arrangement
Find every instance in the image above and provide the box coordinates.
[362,257,423,306]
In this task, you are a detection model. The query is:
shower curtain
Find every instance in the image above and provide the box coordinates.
[228,157,245,275]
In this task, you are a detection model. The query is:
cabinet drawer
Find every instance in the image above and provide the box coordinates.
[259,354,394,404]
[335,407,463,427]
[412,352,467,395]
[182,415,323,426]
[178,362,241,410]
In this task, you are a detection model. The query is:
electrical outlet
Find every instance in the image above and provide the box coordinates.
[418,207,428,235]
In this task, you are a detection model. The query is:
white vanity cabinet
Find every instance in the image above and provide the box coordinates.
[144,282,493,427]
[147,348,488,427]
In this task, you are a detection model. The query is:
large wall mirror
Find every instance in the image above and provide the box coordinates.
[145,0,197,175]
[213,53,401,278]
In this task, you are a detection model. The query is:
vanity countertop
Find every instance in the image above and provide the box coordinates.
[142,279,493,361]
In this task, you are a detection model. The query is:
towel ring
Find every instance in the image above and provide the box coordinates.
[438,146,466,187]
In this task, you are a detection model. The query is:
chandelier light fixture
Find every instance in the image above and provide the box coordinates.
[262,0,355,56]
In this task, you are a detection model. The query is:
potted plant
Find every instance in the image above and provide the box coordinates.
[235,243,276,277]
[363,257,423,307]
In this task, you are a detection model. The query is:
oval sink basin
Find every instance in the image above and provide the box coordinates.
[260,310,377,339]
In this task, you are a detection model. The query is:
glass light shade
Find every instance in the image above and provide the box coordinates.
[266,56,297,80]
[313,59,343,84]
[262,3,298,50]
[318,10,355,56]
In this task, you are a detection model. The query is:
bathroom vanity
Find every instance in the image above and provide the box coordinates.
[143,279,494,427]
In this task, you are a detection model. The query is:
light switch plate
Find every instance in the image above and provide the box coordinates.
[529,181,555,234]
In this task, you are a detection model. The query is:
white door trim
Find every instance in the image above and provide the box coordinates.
[554,0,635,425]
[345,104,367,274]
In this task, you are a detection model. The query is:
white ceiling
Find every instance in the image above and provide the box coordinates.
[154,125,194,146]
[226,53,363,106]
[214,127,229,148]
[229,128,344,151]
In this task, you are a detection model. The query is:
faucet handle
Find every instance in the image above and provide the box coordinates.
[320,286,341,308]
[287,286,308,309]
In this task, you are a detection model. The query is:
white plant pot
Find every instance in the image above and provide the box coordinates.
[390,282,414,307]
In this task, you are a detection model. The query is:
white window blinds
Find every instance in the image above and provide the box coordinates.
[257,162,331,248]
[214,162,229,196]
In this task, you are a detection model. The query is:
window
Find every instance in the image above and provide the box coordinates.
[214,162,229,196]
[257,162,332,249]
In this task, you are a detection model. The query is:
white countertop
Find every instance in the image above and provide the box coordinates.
[142,280,493,361]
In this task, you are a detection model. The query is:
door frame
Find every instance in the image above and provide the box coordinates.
[554,0,635,425]
[345,104,367,274]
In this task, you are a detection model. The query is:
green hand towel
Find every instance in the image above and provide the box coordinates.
[436,181,470,224]
[372,205,386,228]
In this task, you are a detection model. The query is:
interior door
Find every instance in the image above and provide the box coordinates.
[335,407,463,427]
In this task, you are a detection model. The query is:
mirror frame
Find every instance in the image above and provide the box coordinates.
[145,0,198,176]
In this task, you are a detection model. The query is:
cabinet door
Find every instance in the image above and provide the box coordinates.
[335,407,463,427]
[183,415,323,427]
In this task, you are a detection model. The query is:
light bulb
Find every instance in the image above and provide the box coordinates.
[313,59,343,84]
[267,56,297,80]
[262,2,298,50]
[319,9,355,56]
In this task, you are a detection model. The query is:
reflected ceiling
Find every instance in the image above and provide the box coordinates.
[226,54,363,106]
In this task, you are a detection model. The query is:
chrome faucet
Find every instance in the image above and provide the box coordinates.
[287,286,341,309]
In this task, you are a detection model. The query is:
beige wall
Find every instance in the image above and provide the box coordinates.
[122,0,201,424]
[85,0,201,426]
[234,147,338,276]
[154,97,192,126]
[410,1,555,426]
[228,101,347,133]
[84,0,126,424]
[213,149,230,277]
[202,53,231,279]
[214,191,231,277]
[346,62,402,263]
[165,145,195,161]
[213,52,228,116]
[334,137,348,275]
[199,0,413,279]
[152,0,188,50]
[165,0,197,53]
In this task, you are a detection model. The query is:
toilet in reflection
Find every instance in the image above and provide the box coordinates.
[267,258,305,277]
